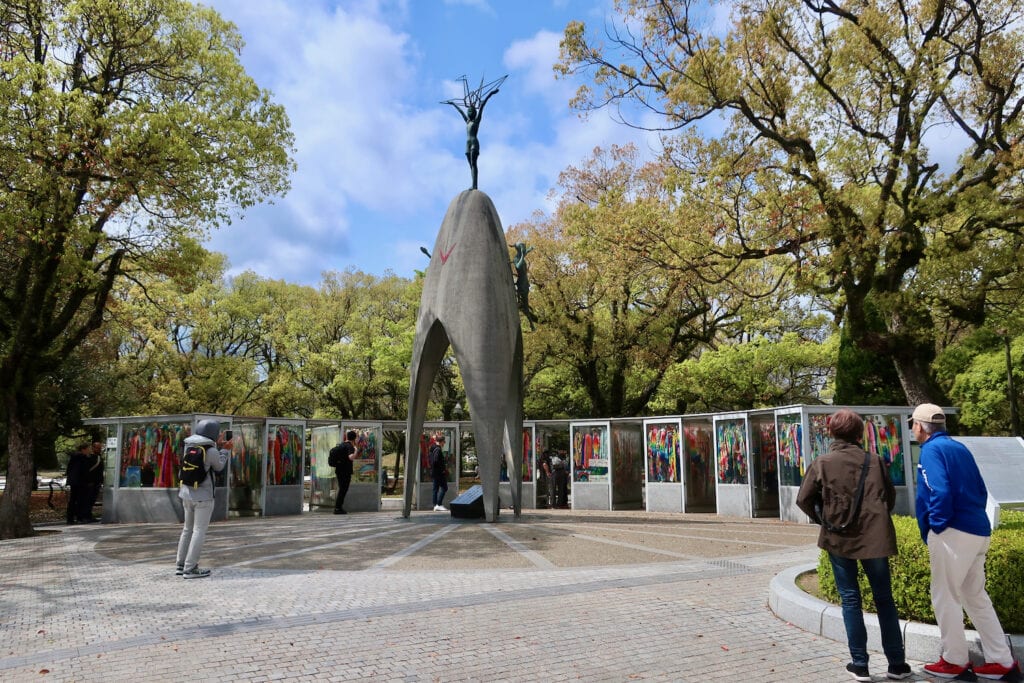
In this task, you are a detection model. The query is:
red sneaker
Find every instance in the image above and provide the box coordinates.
[975,661,1021,681]
[925,657,971,679]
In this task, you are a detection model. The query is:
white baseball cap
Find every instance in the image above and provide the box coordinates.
[910,403,946,425]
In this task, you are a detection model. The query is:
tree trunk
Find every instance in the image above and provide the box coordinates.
[892,353,941,407]
[0,394,37,539]
[886,306,946,408]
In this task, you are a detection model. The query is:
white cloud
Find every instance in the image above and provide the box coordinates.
[199,1,656,283]
[503,30,574,108]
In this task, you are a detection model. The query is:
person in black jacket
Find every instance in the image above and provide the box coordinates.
[65,443,90,525]
[80,441,104,522]
[429,435,448,512]
[331,430,359,515]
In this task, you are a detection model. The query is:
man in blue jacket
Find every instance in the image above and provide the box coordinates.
[912,404,1020,682]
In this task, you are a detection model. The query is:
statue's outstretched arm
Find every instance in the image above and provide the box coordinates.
[443,100,469,122]
[478,88,499,115]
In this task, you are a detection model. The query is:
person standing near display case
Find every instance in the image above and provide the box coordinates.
[65,443,90,525]
[551,452,569,508]
[330,430,359,515]
[539,450,553,508]
[796,409,911,682]
[429,434,448,512]
[175,419,229,579]
[84,440,104,522]
[912,403,1021,682]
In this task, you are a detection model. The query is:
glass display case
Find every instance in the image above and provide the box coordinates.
[774,405,914,521]
[748,411,780,518]
[682,416,716,512]
[82,414,231,524]
[341,422,383,512]
[570,421,611,509]
[417,424,459,510]
[264,420,305,516]
[309,424,340,512]
[611,420,644,510]
[228,419,264,517]
[714,414,751,517]
[119,419,191,489]
[644,418,683,512]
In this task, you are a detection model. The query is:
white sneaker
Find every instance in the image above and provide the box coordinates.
[433,505,443,511]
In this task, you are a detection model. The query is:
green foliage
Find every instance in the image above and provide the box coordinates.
[0,0,295,537]
[834,298,905,405]
[509,145,739,418]
[556,0,1024,405]
[941,334,1024,435]
[818,512,1024,633]
[101,261,421,422]
[653,333,838,413]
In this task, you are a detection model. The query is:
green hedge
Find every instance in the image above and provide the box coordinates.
[817,510,1024,634]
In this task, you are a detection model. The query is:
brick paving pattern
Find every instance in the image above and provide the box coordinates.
[1,510,941,681]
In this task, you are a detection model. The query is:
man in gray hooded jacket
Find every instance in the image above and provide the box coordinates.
[175,419,229,579]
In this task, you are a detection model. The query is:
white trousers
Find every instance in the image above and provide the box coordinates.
[176,498,215,571]
[928,528,1012,666]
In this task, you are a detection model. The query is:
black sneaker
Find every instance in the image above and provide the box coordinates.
[847,662,871,682]
[887,662,912,680]
[333,509,347,514]
[175,564,184,576]
[182,566,211,579]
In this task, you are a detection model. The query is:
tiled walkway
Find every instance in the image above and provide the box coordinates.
[1,510,944,681]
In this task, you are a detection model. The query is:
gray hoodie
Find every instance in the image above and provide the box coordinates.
[178,434,228,503]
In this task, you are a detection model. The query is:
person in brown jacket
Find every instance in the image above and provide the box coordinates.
[797,409,911,682]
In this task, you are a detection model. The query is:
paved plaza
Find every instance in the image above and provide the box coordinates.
[0,509,987,682]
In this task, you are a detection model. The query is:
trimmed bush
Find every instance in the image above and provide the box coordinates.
[817,510,1024,633]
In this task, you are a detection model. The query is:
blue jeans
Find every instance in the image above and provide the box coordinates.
[432,476,448,507]
[828,553,905,667]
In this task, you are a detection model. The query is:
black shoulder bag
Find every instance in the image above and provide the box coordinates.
[815,450,871,534]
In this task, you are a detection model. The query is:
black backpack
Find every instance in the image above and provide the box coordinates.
[179,444,209,488]
[328,444,343,468]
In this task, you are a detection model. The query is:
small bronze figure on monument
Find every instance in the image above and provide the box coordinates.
[442,74,507,190]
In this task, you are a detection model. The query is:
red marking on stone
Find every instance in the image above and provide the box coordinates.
[440,243,456,264]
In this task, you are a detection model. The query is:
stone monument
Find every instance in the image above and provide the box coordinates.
[403,76,522,521]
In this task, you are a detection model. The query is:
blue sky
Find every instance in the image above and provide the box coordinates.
[202,0,660,285]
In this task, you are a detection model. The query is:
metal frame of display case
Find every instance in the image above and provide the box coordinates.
[226,416,269,518]
[307,420,384,513]
[568,418,644,511]
[774,406,809,523]
[308,422,341,512]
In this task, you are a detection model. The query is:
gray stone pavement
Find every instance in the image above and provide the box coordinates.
[0,510,956,682]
